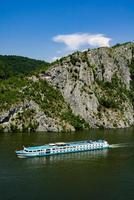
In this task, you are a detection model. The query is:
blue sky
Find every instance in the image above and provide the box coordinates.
[0,0,134,61]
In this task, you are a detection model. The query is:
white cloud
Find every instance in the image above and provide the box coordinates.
[53,33,111,50]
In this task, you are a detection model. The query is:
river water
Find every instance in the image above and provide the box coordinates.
[0,128,134,200]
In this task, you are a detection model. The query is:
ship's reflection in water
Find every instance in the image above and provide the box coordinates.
[25,149,108,165]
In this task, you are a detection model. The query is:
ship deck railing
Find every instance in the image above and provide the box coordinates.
[24,140,106,151]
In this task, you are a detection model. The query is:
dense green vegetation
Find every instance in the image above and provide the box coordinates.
[129,48,134,108]
[61,111,90,131]
[0,55,49,80]
[0,76,27,110]
[129,48,134,85]
[0,54,49,113]
[96,74,130,109]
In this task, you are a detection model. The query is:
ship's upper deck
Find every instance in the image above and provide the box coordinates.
[25,140,106,151]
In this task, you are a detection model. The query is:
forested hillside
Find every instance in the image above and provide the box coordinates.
[0,55,49,80]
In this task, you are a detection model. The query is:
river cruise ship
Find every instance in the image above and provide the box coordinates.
[16,140,109,158]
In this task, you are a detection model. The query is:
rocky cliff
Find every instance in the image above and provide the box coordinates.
[0,42,134,132]
[47,42,134,128]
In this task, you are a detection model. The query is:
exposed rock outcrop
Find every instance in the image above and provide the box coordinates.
[46,42,134,128]
[0,101,75,132]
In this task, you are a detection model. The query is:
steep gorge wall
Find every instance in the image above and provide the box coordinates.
[0,42,134,132]
[47,43,134,128]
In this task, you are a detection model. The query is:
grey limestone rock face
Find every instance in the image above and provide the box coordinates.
[0,101,75,132]
[46,43,134,128]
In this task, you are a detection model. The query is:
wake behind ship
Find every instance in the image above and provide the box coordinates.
[16,140,109,158]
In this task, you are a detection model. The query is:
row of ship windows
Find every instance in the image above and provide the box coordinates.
[52,144,103,150]
[51,145,103,151]
[25,144,103,153]
[25,149,46,153]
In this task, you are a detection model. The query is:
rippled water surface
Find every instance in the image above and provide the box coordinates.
[0,128,134,200]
